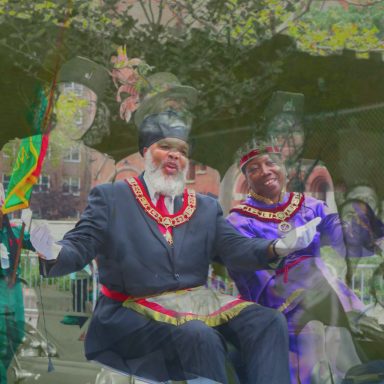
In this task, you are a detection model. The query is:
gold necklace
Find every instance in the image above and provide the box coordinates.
[248,188,286,205]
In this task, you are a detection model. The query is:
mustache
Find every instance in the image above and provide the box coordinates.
[144,151,188,196]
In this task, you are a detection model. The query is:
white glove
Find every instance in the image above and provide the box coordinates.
[30,224,62,260]
[274,217,321,257]
[21,208,33,228]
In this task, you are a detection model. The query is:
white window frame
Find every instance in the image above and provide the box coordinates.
[2,174,11,192]
[33,175,50,193]
[63,146,81,163]
[62,176,80,196]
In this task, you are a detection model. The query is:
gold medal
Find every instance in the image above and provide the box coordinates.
[278,221,292,233]
[164,230,174,246]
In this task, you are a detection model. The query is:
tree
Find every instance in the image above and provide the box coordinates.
[30,189,82,219]
[287,1,384,55]
[0,0,307,151]
[1,0,384,173]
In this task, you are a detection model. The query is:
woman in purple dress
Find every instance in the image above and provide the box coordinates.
[226,140,365,384]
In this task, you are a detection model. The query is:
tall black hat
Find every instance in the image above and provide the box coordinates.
[134,72,198,155]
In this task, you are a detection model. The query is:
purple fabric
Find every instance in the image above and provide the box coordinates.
[227,193,368,383]
[226,193,365,326]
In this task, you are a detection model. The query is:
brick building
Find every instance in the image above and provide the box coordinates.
[0,143,92,219]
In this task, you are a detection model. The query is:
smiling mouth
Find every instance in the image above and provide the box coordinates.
[264,178,277,186]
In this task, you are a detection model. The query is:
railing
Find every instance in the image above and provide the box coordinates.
[20,251,94,315]
[20,253,383,315]
[350,264,384,305]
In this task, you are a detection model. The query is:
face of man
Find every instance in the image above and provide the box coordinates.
[245,154,286,202]
[341,201,373,248]
[346,186,378,215]
[143,137,189,196]
[55,83,98,140]
[267,115,304,161]
[272,130,304,161]
[144,138,189,176]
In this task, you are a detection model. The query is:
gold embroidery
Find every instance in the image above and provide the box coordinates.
[126,177,197,230]
[277,288,304,312]
[248,188,286,205]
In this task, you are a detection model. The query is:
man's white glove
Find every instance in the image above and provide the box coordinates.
[21,208,33,228]
[274,217,322,257]
[30,223,62,260]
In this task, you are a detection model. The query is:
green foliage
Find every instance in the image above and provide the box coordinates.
[1,0,384,160]
[0,0,295,137]
[166,0,308,46]
[287,2,384,54]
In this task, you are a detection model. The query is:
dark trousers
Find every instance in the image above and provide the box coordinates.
[109,304,290,384]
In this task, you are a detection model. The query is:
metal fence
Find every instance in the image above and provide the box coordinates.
[350,264,384,305]
[20,252,383,315]
[20,251,95,315]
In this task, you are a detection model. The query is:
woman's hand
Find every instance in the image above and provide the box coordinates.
[274,217,321,257]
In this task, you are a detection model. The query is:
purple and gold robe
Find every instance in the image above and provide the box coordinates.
[227,192,365,383]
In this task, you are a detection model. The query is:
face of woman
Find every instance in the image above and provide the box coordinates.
[245,154,286,202]
[346,186,378,215]
[341,201,374,248]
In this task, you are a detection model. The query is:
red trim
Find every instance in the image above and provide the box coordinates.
[239,146,280,169]
[276,256,311,283]
[101,284,248,319]
[230,193,304,223]
[32,134,49,177]
[135,297,247,318]
[101,285,133,302]
[126,176,189,219]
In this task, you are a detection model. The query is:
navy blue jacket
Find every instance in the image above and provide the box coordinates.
[41,177,273,359]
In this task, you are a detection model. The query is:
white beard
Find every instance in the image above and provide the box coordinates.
[144,151,188,197]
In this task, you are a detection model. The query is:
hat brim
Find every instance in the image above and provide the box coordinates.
[134,85,198,128]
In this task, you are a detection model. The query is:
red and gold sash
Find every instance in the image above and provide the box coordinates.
[230,192,304,223]
[125,177,197,231]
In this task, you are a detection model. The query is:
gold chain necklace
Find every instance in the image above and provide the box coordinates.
[248,189,285,205]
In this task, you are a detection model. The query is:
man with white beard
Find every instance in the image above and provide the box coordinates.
[32,96,321,383]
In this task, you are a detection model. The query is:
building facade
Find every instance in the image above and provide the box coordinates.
[0,143,92,219]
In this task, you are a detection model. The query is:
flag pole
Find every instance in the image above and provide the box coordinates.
[8,222,25,288]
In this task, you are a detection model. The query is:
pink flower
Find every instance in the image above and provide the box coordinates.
[119,95,139,122]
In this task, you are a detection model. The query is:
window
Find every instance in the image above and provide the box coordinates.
[34,175,50,193]
[63,146,81,162]
[62,177,80,196]
[60,82,95,127]
[2,174,11,192]
[62,82,85,97]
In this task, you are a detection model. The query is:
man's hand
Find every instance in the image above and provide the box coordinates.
[274,217,321,257]
[31,224,61,260]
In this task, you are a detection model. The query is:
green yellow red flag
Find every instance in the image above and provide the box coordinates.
[1,134,49,214]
